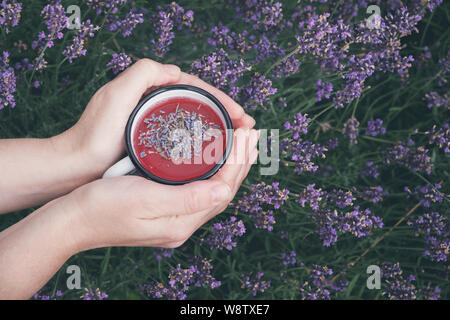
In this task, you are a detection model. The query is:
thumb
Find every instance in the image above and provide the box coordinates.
[158,180,232,215]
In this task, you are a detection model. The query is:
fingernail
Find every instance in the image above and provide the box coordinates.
[211,183,232,204]
[163,64,180,76]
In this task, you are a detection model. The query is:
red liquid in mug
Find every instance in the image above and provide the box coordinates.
[133,97,227,182]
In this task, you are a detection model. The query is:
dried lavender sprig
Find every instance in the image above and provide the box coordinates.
[138,107,222,161]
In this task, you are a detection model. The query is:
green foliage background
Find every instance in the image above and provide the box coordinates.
[0,0,448,299]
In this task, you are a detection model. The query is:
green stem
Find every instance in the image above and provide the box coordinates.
[264,46,300,77]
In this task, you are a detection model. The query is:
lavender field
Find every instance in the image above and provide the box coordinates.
[0,0,449,300]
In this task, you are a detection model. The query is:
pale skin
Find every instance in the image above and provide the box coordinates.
[0,59,258,299]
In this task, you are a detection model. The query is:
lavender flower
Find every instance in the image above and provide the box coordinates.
[106,53,132,74]
[326,138,339,150]
[424,91,449,109]
[81,288,108,300]
[188,256,222,289]
[316,79,333,102]
[333,80,364,109]
[380,261,443,300]
[200,216,246,251]
[359,186,388,203]
[273,55,301,78]
[360,161,380,179]
[365,119,386,136]
[141,281,187,300]
[233,182,289,231]
[243,73,277,111]
[106,8,144,38]
[338,206,384,238]
[296,184,325,212]
[241,272,271,296]
[326,189,355,209]
[282,139,327,174]
[0,51,16,109]
[310,204,383,246]
[86,0,126,15]
[231,0,284,33]
[381,262,417,300]
[310,209,339,246]
[421,284,441,300]
[207,24,250,55]
[191,49,249,90]
[32,0,69,70]
[342,117,360,144]
[437,55,450,86]
[281,251,296,266]
[33,290,63,300]
[284,113,310,140]
[153,248,174,261]
[0,0,21,33]
[404,184,444,208]
[382,139,432,174]
[296,13,351,75]
[426,123,450,153]
[150,11,174,58]
[150,2,193,57]
[282,113,328,174]
[409,212,449,262]
[299,264,348,300]
[252,34,283,64]
[14,57,33,72]
[62,20,99,63]
[164,2,194,29]
[141,256,220,300]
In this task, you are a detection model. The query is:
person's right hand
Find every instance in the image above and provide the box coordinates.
[63,128,259,252]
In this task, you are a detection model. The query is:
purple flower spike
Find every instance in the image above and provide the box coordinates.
[0,0,22,33]
[365,119,386,136]
[200,216,246,251]
[106,53,132,74]
[0,51,16,109]
[241,272,271,296]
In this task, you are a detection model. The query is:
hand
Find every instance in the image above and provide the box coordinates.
[0,58,256,215]
[62,58,256,178]
[0,127,258,299]
[65,128,259,251]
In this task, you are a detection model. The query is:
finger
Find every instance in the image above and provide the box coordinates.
[106,59,182,107]
[231,129,259,192]
[154,138,259,247]
[176,72,256,126]
[137,178,232,216]
[210,128,249,191]
[243,114,256,128]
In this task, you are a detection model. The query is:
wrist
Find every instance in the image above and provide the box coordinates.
[43,190,98,255]
[0,196,81,299]
[49,129,105,184]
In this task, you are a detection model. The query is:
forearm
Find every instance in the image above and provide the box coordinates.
[0,196,82,299]
[0,130,103,213]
